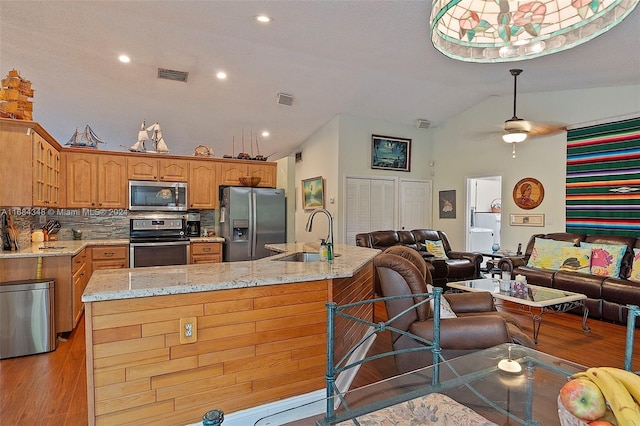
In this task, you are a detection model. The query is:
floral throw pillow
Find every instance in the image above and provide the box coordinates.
[580,242,627,278]
[558,246,591,274]
[427,284,457,318]
[629,249,640,283]
[526,238,575,270]
[425,240,448,259]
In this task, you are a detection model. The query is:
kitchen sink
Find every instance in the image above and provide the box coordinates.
[273,252,340,262]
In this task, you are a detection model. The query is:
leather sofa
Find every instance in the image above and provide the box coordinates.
[375,248,534,373]
[356,229,482,287]
[499,232,640,326]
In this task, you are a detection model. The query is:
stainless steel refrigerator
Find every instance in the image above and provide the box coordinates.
[220,186,286,261]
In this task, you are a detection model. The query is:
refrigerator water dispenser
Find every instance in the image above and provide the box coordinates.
[232,219,249,242]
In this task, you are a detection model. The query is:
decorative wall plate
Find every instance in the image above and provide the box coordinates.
[513,177,544,210]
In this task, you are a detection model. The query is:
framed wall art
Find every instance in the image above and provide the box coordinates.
[513,177,544,210]
[439,190,456,219]
[510,213,545,226]
[302,176,324,210]
[371,134,411,172]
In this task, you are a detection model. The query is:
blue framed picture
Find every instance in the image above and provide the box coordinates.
[371,134,411,172]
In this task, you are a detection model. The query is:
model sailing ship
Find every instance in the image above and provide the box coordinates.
[0,69,34,120]
[66,124,106,148]
[128,121,170,153]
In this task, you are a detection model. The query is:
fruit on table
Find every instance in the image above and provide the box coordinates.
[572,367,640,426]
[588,421,614,426]
[560,378,607,421]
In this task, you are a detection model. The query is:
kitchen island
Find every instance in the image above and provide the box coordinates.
[82,243,380,426]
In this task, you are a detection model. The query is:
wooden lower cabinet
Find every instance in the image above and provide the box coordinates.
[90,245,129,275]
[72,250,89,327]
[0,244,130,334]
[190,242,222,263]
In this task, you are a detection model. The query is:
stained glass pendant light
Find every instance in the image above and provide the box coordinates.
[430,0,639,62]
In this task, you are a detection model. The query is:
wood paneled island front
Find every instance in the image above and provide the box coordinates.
[82,243,379,426]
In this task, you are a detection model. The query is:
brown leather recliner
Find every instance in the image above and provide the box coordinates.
[375,247,535,374]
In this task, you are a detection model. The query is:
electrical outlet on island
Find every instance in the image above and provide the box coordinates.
[179,317,198,344]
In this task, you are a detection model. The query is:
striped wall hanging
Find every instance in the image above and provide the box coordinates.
[566,116,640,236]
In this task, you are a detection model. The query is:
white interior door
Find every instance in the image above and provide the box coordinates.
[345,176,396,245]
[400,179,432,231]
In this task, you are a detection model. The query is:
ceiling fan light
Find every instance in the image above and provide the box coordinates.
[503,132,527,143]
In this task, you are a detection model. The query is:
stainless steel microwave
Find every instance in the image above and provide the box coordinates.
[128,180,188,211]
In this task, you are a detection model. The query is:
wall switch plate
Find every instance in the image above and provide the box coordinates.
[179,317,197,344]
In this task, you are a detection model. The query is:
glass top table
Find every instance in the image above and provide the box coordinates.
[447,278,591,344]
[254,343,586,425]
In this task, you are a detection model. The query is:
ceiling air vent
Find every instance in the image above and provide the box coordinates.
[416,119,431,129]
[276,93,294,106]
[157,68,189,82]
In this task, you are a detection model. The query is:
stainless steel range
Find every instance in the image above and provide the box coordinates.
[129,215,190,268]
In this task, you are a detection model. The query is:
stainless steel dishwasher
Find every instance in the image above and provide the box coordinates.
[0,278,56,359]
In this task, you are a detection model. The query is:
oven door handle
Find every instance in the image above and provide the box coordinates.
[130,241,190,247]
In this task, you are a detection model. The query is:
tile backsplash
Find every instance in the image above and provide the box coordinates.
[1,208,216,250]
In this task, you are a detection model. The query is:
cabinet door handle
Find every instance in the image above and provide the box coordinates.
[203,247,211,252]
[104,252,114,257]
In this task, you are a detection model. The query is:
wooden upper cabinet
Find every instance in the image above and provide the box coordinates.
[189,160,218,209]
[219,162,249,186]
[159,158,189,181]
[249,163,277,188]
[66,152,127,208]
[97,154,127,208]
[127,156,189,182]
[0,119,61,207]
[66,152,96,208]
[127,156,158,181]
[33,133,62,207]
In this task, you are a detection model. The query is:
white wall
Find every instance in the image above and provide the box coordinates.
[336,115,433,243]
[294,116,340,243]
[276,156,296,242]
[432,84,640,252]
[292,114,434,243]
[288,85,640,249]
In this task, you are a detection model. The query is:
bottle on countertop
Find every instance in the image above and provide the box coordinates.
[319,239,328,261]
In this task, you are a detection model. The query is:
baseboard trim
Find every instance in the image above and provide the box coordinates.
[186,389,326,426]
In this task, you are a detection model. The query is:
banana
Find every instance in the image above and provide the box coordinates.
[597,367,640,404]
[584,367,640,426]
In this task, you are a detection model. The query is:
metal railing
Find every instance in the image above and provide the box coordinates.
[624,304,640,373]
[324,287,444,421]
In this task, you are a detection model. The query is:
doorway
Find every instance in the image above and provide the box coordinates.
[466,176,502,252]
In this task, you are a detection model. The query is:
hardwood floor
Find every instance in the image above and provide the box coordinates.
[0,316,87,426]
[1,306,638,426]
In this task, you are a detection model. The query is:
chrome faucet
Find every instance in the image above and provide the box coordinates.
[305,208,334,260]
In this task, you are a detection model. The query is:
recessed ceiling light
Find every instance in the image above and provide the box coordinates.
[255,15,272,23]
[261,131,270,137]
[118,55,130,63]
[216,71,227,80]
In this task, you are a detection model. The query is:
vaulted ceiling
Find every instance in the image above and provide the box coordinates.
[2,1,639,159]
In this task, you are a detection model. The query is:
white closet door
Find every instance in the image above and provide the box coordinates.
[400,179,432,231]
[345,177,395,245]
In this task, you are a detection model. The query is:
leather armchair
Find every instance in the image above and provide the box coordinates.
[375,247,534,374]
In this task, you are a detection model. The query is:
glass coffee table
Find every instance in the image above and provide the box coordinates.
[447,278,591,344]
[254,343,586,425]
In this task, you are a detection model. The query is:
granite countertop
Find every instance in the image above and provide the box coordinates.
[82,243,381,303]
[188,236,225,243]
[0,239,130,258]
[0,237,224,259]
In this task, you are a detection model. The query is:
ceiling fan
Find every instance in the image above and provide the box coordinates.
[503,69,566,157]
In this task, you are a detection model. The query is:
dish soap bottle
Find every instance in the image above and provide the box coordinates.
[319,239,328,261]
